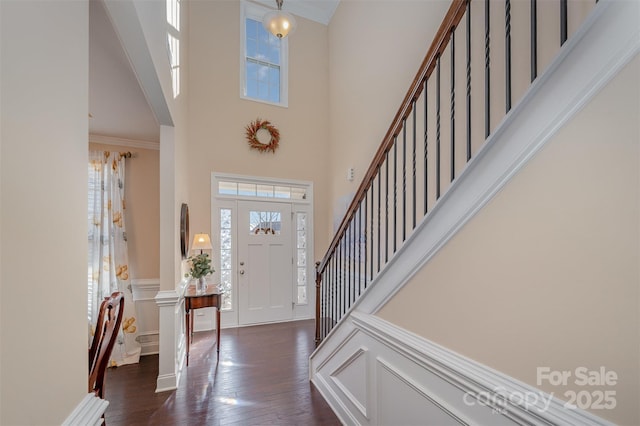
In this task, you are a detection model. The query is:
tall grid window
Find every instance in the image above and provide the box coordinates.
[241,2,288,106]
[296,212,308,304]
[166,0,181,98]
[219,208,233,310]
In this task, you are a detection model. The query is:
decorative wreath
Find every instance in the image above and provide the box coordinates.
[245,118,280,153]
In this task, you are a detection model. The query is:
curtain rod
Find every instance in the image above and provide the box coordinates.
[119,151,137,159]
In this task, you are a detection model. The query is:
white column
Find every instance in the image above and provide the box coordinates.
[155,290,184,392]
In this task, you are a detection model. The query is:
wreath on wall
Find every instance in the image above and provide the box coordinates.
[245,118,280,153]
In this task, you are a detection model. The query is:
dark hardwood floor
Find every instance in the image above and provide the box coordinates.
[105,319,340,425]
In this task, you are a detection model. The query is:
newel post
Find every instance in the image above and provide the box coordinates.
[314,261,322,345]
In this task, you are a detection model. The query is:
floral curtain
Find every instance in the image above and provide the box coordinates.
[88,151,141,366]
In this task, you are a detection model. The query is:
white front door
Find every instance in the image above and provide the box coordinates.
[237,200,293,325]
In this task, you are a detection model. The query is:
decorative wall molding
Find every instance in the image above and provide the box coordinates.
[89,133,159,150]
[131,278,160,355]
[312,313,613,426]
[357,313,613,426]
[311,2,637,424]
[131,278,160,301]
[61,393,109,426]
[330,347,369,419]
[375,358,470,426]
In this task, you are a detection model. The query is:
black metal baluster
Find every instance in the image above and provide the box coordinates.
[485,0,491,138]
[466,0,471,162]
[370,182,374,281]
[506,0,512,112]
[560,0,567,45]
[350,219,354,305]
[357,204,362,297]
[334,256,338,326]
[352,219,356,304]
[347,223,351,308]
[343,236,347,315]
[320,268,331,338]
[337,238,344,321]
[326,265,330,337]
[393,137,398,253]
[353,217,357,300]
[385,151,389,263]
[334,255,337,325]
[402,120,407,240]
[351,218,355,303]
[343,238,347,316]
[337,248,340,321]
[412,100,417,229]
[364,190,368,288]
[331,257,335,331]
[336,247,340,321]
[324,269,328,337]
[424,80,429,214]
[320,270,324,339]
[436,55,441,199]
[377,169,381,272]
[450,28,456,182]
[531,0,537,82]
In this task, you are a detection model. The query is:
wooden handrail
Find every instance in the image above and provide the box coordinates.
[318,0,469,273]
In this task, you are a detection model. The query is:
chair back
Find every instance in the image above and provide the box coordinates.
[88,292,124,398]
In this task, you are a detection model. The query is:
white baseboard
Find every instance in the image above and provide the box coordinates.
[155,373,179,393]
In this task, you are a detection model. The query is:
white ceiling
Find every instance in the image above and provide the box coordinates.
[88,0,340,144]
[254,0,340,25]
[89,0,160,143]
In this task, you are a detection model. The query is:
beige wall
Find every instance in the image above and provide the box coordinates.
[0,1,89,423]
[89,143,160,279]
[378,56,640,425]
[327,0,450,229]
[186,0,331,257]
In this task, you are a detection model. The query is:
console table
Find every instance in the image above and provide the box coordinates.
[184,284,222,366]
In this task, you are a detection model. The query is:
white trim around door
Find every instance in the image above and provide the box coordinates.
[211,173,315,329]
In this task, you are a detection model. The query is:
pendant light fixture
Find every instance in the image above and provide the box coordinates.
[262,0,296,39]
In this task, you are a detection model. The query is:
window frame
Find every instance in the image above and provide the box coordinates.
[240,0,289,108]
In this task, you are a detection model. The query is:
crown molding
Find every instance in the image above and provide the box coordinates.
[89,133,159,150]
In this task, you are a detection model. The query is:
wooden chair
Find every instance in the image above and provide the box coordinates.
[88,292,124,399]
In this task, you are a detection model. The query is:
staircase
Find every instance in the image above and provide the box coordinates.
[311,0,639,424]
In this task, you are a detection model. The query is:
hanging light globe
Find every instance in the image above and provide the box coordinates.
[262,0,297,39]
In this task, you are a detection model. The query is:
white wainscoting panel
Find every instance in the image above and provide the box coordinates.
[311,313,613,426]
[376,359,465,426]
[330,347,369,419]
[131,278,160,355]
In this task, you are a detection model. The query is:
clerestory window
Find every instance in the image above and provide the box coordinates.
[240,1,288,107]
